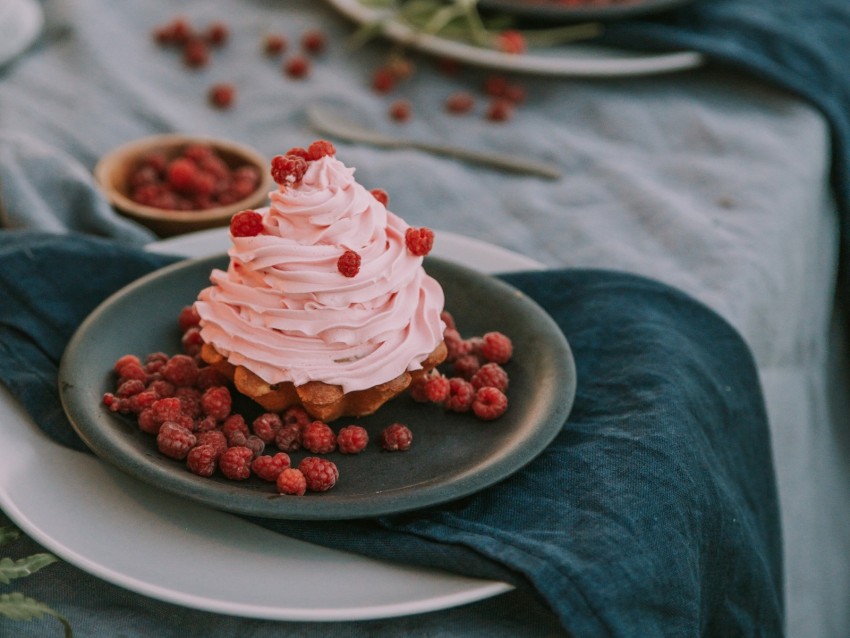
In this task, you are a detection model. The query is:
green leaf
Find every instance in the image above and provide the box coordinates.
[0,593,74,637]
[0,527,21,548]
[0,553,59,584]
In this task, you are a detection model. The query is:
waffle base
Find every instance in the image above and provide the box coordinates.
[200,341,447,422]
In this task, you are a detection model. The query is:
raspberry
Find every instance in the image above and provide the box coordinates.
[423,374,450,403]
[127,389,158,414]
[245,435,266,458]
[380,423,413,451]
[442,328,468,362]
[496,30,526,55]
[201,386,232,421]
[337,250,361,278]
[388,99,412,122]
[484,74,509,97]
[178,305,201,332]
[252,412,283,443]
[137,409,159,434]
[284,55,310,79]
[307,139,335,160]
[264,33,287,56]
[157,422,197,460]
[117,378,146,398]
[337,425,369,454]
[194,415,218,432]
[222,413,250,439]
[274,422,303,452]
[196,429,228,457]
[181,326,203,356]
[145,351,169,369]
[117,361,147,383]
[161,354,199,387]
[270,154,308,186]
[371,67,396,94]
[219,446,254,480]
[182,37,210,68]
[251,452,291,482]
[502,83,526,105]
[186,444,218,477]
[205,21,229,46]
[155,17,192,46]
[405,227,434,256]
[166,158,198,193]
[445,92,475,115]
[472,386,508,420]
[408,373,431,403]
[486,98,514,123]
[453,354,481,380]
[277,468,307,495]
[282,405,311,429]
[440,310,456,331]
[195,366,228,391]
[481,331,513,364]
[208,83,235,109]
[301,29,326,55]
[471,362,509,392]
[298,457,338,492]
[445,377,475,413]
[370,188,389,207]
[302,421,337,454]
[114,354,142,374]
[150,397,184,426]
[175,386,203,418]
[230,209,264,237]
[147,379,174,399]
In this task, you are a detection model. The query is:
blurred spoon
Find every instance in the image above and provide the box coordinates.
[307,105,562,180]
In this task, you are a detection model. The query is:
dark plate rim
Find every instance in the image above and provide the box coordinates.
[478,0,696,21]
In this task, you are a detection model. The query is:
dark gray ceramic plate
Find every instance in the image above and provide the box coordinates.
[59,254,575,520]
[478,0,695,22]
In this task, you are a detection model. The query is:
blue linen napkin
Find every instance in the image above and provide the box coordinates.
[0,230,783,636]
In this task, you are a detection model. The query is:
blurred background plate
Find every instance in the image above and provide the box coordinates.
[0,0,44,68]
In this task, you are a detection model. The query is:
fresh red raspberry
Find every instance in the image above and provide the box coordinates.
[465,336,484,358]
[472,386,508,420]
[178,305,201,332]
[117,361,147,383]
[166,157,198,193]
[484,74,509,97]
[274,422,303,452]
[481,331,513,364]
[442,328,468,362]
[208,83,235,109]
[452,354,481,380]
[147,378,175,398]
[251,452,291,482]
[307,139,335,160]
[471,362,509,392]
[194,415,218,432]
[245,435,266,458]
[277,468,307,495]
[337,250,361,278]
[405,227,434,256]
[502,83,526,105]
[127,389,158,414]
[155,17,192,46]
[230,209,264,237]
[302,421,337,454]
[388,99,413,122]
[440,310,456,331]
[445,377,475,413]
[181,326,204,356]
[301,29,327,55]
[196,429,228,457]
[380,423,413,451]
[157,422,197,460]
[195,366,228,391]
[205,21,229,46]
[117,378,146,398]
[145,351,169,371]
[408,373,431,403]
[222,413,250,439]
[219,446,254,480]
[175,386,203,418]
[486,98,514,123]
[282,405,311,429]
[137,409,159,434]
[161,354,199,387]
[371,67,396,93]
[201,386,232,421]
[423,374,450,403]
[114,354,142,374]
[270,154,308,186]
[252,412,283,443]
[264,33,287,56]
[370,188,389,207]
[445,91,475,114]
[186,444,218,477]
[150,397,184,426]
[182,37,210,68]
[284,55,310,79]
[298,457,338,492]
[337,425,369,454]
[386,55,415,80]
[496,30,526,55]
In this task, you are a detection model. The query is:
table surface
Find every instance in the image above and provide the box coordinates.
[1,1,849,636]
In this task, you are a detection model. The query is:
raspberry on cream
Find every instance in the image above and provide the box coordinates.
[195,150,445,396]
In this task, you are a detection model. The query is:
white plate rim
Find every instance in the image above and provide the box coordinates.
[0,228,543,621]
[325,0,704,77]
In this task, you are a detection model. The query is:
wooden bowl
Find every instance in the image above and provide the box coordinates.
[94,134,273,237]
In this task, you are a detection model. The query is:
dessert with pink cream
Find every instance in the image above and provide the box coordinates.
[195,140,447,421]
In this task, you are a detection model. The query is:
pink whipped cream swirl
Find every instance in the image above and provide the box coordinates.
[195,154,445,394]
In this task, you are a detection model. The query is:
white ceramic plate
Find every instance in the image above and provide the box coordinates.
[0,228,543,621]
[0,0,43,68]
[326,0,704,77]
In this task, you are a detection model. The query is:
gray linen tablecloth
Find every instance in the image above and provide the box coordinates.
[1,1,848,636]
